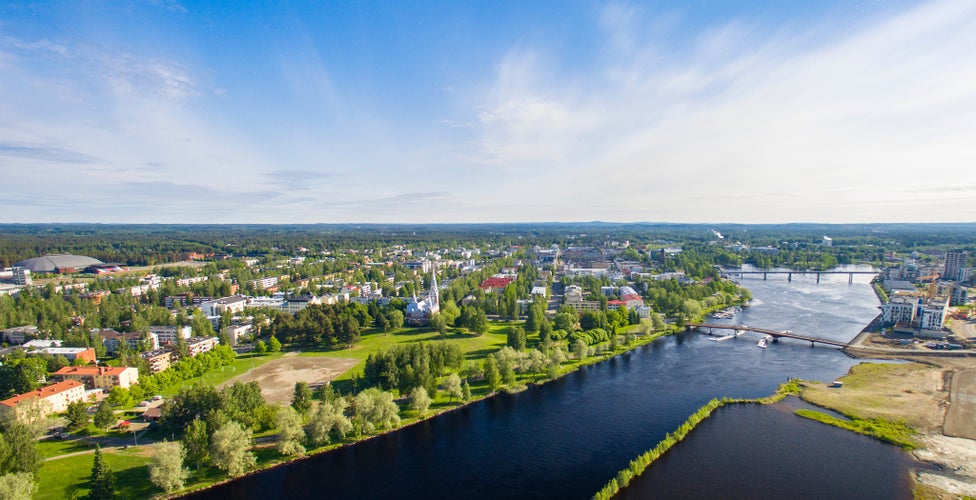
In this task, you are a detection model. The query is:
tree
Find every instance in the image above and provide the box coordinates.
[483,355,501,393]
[209,421,256,478]
[651,313,666,331]
[0,423,42,475]
[429,314,448,336]
[442,373,463,403]
[388,310,405,331]
[276,406,306,457]
[574,339,588,360]
[409,386,431,416]
[106,387,131,408]
[291,382,313,415]
[65,400,90,432]
[638,318,652,336]
[254,340,267,354]
[221,381,268,431]
[0,472,36,500]
[148,441,189,493]
[461,380,471,402]
[87,446,116,500]
[506,324,527,352]
[305,399,352,447]
[268,336,281,352]
[352,388,400,434]
[181,417,209,470]
[93,400,116,430]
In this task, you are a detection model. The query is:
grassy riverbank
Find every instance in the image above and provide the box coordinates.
[160,323,677,498]
[793,409,917,449]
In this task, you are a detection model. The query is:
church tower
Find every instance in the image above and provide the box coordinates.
[428,263,440,315]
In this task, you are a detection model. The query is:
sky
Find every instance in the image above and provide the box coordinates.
[1,0,974,224]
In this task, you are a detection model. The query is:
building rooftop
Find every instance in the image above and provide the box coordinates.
[54,366,132,376]
[0,379,84,408]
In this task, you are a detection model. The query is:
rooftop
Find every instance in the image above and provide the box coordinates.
[0,379,84,408]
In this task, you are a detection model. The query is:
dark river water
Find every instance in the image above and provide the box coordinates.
[192,266,918,499]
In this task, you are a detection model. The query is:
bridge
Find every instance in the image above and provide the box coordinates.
[722,270,878,284]
[685,323,849,348]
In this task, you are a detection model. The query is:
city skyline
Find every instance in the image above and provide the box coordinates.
[1,0,974,224]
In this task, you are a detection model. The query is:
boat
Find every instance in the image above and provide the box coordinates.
[758,336,771,349]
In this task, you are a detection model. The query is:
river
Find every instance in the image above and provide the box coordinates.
[191,265,916,499]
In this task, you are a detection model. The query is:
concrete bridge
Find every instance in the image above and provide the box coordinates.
[722,270,878,284]
[685,323,849,348]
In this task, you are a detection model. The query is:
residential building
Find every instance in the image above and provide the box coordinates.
[148,325,192,346]
[222,322,253,346]
[881,295,920,325]
[186,336,219,357]
[284,295,321,314]
[140,349,173,373]
[10,267,32,286]
[249,276,279,291]
[52,366,139,390]
[822,236,833,247]
[2,326,40,345]
[918,297,949,338]
[247,296,285,309]
[0,380,86,422]
[944,251,969,282]
[95,329,157,354]
[27,347,97,365]
[200,295,248,317]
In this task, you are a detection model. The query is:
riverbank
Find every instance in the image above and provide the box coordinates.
[173,326,678,498]
[800,361,976,498]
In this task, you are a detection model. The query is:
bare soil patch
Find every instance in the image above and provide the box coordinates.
[218,353,357,405]
[801,362,948,430]
[943,369,976,440]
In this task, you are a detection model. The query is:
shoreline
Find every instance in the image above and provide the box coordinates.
[173,328,676,498]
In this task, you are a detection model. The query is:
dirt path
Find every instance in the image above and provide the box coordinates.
[943,369,976,439]
[218,352,358,405]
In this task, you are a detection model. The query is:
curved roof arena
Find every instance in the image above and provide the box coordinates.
[14,254,103,273]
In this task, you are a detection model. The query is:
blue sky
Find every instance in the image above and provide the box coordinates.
[1,0,973,223]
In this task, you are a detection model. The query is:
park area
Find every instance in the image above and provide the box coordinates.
[218,352,358,404]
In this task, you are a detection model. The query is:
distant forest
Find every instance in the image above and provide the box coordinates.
[1,222,974,267]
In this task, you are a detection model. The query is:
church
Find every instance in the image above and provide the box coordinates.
[406,267,440,326]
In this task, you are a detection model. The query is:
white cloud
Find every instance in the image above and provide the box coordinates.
[466,0,976,222]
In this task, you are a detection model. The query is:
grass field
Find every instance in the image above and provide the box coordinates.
[160,352,285,398]
[800,362,947,431]
[36,447,155,500]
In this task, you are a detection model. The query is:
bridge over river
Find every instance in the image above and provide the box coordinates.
[721,270,878,284]
[685,323,849,348]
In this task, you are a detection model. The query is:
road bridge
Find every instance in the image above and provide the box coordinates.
[722,270,878,284]
[685,323,849,348]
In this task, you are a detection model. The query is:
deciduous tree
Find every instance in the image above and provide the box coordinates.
[275,406,305,457]
[209,421,256,478]
[93,400,116,430]
[408,386,431,416]
[148,441,188,493]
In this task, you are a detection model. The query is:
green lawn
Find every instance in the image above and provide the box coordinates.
[37,438,96,459]
[36,448,155,500]
[161,352,284,397]
[297,325,512,383]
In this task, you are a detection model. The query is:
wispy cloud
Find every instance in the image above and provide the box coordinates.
[464,0,976,222]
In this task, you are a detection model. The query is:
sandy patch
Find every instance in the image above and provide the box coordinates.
[218,353,358,405]
[914,434,976,497]
[944,369,976,439]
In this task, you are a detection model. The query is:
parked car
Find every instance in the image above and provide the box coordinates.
[137,400,151,407]
[152,395,163,401]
